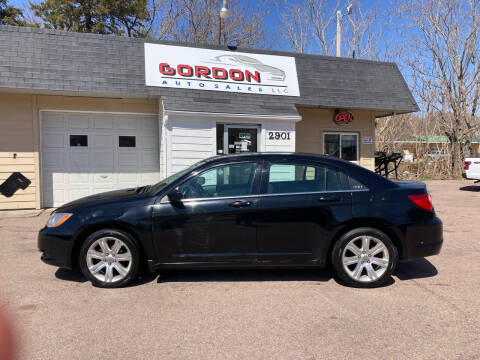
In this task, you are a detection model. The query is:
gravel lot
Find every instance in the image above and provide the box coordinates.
[0,180,479,360]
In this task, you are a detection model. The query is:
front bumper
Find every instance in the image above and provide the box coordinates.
[402,217,443,261]
[38,228,75,269]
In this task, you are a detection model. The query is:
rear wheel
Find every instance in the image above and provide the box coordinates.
[79,229,140,288]
[331,228,398,288]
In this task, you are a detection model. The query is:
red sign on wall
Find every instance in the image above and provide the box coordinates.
[333,111,354,125]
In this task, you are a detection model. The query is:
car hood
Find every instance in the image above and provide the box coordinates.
[55,188,142,212]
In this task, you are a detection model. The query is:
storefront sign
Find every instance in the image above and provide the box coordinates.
[333,111,354,125]
[362,136,373,145]
[144,43,300,96]
[239,132,252,140]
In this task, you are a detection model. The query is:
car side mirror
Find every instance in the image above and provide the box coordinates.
[167,189,182,204]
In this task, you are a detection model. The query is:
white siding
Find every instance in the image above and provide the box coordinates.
[163,115,297,177]
[166,118,216,176]
[264,121,296,152]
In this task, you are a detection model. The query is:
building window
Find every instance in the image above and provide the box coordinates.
[324,133,358,162]
[119,136,136,147]
[70,135,88,147]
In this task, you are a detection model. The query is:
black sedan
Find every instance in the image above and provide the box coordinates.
[38,153,443,288]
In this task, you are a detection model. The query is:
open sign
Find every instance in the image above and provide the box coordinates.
[334,111,354,125]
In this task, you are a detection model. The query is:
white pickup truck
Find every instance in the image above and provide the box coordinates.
[464,158,480,182]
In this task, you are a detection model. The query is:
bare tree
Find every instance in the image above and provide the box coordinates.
[278,3,310,53]
[277,0,387,60]
[308,0,337,55]
[397,0,480,176]
[148,0,184,39]
[151,0,269,48]
[343,0,387,60]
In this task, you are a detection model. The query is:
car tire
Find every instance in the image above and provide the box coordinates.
[79,229,140,288]
[331,227,398,288]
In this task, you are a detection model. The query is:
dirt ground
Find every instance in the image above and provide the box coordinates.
[0,180,479,360]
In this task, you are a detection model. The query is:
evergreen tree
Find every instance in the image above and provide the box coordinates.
[30,0,150,37]
[0,0,26,26]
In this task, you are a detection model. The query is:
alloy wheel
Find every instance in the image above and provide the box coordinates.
[85,237,132,283]
[341,235,390,283]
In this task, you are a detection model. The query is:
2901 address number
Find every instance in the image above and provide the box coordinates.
[268,132,291,140]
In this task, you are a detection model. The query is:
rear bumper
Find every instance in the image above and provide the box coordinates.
[38,229,74,269]
[402,217,443,261]
[463,172,480,181]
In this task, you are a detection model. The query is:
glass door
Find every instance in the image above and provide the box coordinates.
[224,125,259,154]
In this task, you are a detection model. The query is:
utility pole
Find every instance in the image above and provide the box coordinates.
[218,17,222,45]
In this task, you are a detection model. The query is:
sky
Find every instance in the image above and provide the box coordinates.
[10,0,399,54]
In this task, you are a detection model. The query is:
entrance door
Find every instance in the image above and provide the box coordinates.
[224,125,259,154]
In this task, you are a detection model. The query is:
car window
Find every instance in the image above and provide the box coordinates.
[178,162,257,199]
[348,176,368,190]
[267,163,343,194]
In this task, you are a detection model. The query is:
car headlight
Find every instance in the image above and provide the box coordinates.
[46,213,73,228]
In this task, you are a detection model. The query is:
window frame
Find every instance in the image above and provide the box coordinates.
[323,132,359,163]
[260,160,350,196]
[171,161,262,202]
[118,135,136,148]
[69,134,88,147]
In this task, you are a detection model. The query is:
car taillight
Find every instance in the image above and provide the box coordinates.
[464,161,471,170]
[408,193,433,211]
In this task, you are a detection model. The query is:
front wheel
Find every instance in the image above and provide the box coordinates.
[79,229,140,288]
[331,228,398,288]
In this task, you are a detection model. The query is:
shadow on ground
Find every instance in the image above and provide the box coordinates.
[55,268,87,283]
[157,268,333,284]
[55,268,158,287]
[395,258,438,280]
[459,185,480,192]
[54,257,437,287]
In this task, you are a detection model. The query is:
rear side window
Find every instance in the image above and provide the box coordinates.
[267,163,343,194]
[348,176,368,190]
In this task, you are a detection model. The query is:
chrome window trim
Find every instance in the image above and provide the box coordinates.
[163,194,260,204]
[260,189,370,197]
[161,189,370,204]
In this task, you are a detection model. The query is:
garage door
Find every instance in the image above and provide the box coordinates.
[41,111,160,207]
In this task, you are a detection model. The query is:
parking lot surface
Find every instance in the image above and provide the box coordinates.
[0,180,479,360]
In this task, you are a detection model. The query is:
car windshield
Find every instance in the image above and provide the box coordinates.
[145,159,207,195]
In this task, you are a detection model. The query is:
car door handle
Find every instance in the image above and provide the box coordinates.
[229,200,252,208]
[318,195,341,202]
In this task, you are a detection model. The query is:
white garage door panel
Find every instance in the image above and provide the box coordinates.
[93,134,115,148]
[68,114,90,128]
[41,111,160,207]
[94,116,115,129]
[43,134,65,148]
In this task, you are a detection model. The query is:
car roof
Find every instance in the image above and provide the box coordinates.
[203,152,353,166]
